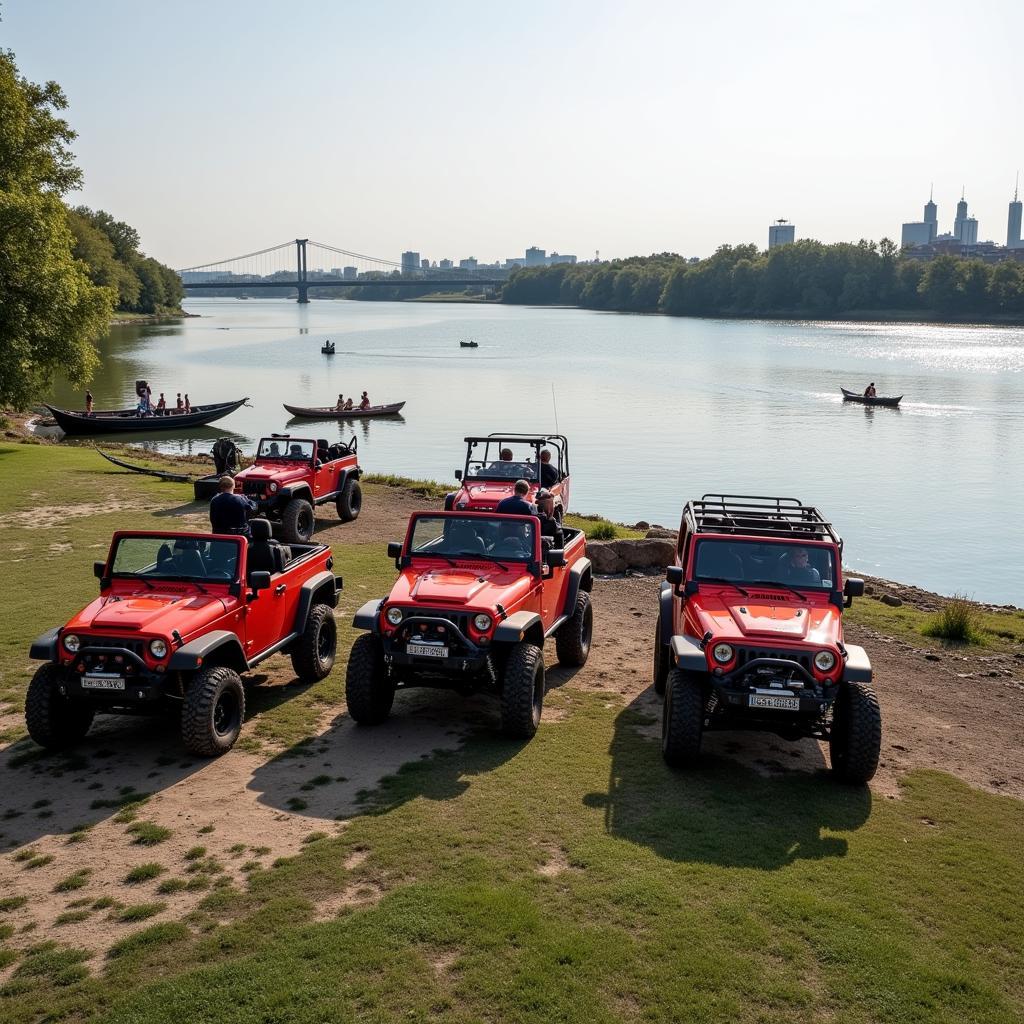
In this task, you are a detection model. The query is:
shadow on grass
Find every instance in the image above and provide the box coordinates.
[584,693,871,870]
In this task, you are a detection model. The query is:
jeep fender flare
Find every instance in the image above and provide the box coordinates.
[494,611,544,648]
[336,466,361,491]
[280,484,313,503]
[168,631,247,674]
[670,634,708,673]
[563,558,593,614]
[293,571,342,634]
[352,599,383,633]
[29,627,60,663]
[842,644,873,684]
[443,492,456,511]
[659,581,675,647]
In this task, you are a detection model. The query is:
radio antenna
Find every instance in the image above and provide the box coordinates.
[551,384,560,433]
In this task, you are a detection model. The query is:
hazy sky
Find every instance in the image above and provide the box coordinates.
[4,0,1023,268]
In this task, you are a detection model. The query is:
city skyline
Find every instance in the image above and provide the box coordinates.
[3,1,1023,267]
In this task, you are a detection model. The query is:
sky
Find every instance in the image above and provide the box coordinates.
[3,0,1023,269]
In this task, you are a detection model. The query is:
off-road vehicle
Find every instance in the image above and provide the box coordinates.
[654,494,880,783]
[26,522,341,756]
[234,434,361,543]
[445,433,570,520]
[347,510,592,737]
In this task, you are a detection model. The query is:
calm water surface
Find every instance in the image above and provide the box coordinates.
[49,298,1024,604]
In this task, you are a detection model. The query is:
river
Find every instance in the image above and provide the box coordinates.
[48,298,1024,605]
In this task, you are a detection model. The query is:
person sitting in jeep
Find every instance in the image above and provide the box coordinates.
[535,489,564,548]
[496,480,536,516]
[540,449,560,488]
[780,547,822,586]
[210,476,257,539]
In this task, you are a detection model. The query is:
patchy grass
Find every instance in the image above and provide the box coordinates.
[124,863,166,884]
[54,910,92,926]
[53,870,91,893]
[922,595,984,644]
[0,896,29,912]
[156,878,187,896]
[563,512,645,540]
[115,902,167,923]
[363,474,452,500]
[128,822,172,846]
[183,846,206,861]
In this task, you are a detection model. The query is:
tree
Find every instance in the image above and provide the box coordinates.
[0,50,113,408]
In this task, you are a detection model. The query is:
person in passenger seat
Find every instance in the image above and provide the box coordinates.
[780,548,822,586]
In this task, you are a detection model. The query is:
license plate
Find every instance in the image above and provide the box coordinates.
[749,693,799,711]
[81,674,126,691]
[407,643,448,659]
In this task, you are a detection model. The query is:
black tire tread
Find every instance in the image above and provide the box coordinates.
[830,682,882,784]
[336,479,362,523]
[181,665,245,757]
[500,642,545,739]
[555,591,592,667]
[281,498,314,544]
[345,634,394,725]
[661,668,704,768]
[290,603,337,681]
[25,665,94,749]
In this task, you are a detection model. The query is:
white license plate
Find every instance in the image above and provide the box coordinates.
[406,643,448,659]
[749,693,799,711]
[81,674,126,691]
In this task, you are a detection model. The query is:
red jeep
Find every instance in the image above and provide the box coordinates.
[654,495,880,784]
[234,435,362,543]
[346,510,593,737]
[445,433,570,520]
[25,521,341,756]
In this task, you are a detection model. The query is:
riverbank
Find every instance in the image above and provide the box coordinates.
[109,309,192,326]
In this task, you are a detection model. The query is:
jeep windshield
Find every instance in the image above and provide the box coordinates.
[257,438,313,461]
[409,515,536,562]
[110,536,240,582]
[693,539,835,591]
[465,440,541,482]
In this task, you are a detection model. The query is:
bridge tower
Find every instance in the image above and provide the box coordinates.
[296,238,309,303]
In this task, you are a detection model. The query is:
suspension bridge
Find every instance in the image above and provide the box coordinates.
[178,239,508,303]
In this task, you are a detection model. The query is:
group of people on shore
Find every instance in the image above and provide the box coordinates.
[335,392,371,412]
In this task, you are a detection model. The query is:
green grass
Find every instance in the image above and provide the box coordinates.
[53,870,91,893]
[362,474,452,500]
[155,878,187,896]
[54,910,91,926]
[115,902,167,923]
[563,512,646,540]
[127,822,172,846]
[183,846,206,861]
[124,863,166,884]
[0,896,29,912]
[922,594,984,644]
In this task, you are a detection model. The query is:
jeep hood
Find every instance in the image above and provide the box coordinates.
[458,482,537,508]
[67,591,231,637]
[391,565,533,609]
[237,465,305,485]
[691,594,840,646]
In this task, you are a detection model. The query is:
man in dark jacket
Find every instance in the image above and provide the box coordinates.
[535,489,564,549]
[496,480,536,516]
[539,449,560,488]
[209,476,257,539]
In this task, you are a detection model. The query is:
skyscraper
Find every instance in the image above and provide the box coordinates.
[953,190,972,242]
[1009,175,1023,250]
[401,251,420,274]
[768,219,795,249]
[923,186,938,242]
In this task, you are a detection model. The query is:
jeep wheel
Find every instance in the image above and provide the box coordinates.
[661,668,704,768]
[555,591,592,667]
[653,617,670,696]
[281,498,315,544]
[345,634,394,725]
[25,665,94,749]
[829,682,881,784]
[291,603,337,681]
[336,479,362,522]
[181,666,245,757]
[500,641,545,739]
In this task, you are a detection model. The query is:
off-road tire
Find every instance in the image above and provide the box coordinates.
[345,634,394,725]
[281,498,315,544]
[829,682,882,784]
[336,478,362,522]
[25,665,94,749]
[661,668,705,768]
[500,641,545,739]
[181,666,245,757]
[653,617,671,696]
[290,603,337,681]
[556,591,592,667]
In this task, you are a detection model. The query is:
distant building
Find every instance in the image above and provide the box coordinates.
[549,252,577,265]
[952,193,979,243]
[438,258,454,270]
[901,222,934,247]
[768,220,795,249]
[504,257,525,269]
[401,251,420,274]
[1008,179,1023,249]
[458,257,478,270]
[525,247,547,267]
[421,258,430,270]
[343,266,358,281]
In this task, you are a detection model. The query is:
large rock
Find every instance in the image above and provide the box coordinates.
[645,527,677,540]
[587,538,675,575]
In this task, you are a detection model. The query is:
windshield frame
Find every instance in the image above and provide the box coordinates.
[107,533,243,584]
[403,512,540,564]
[463,437,543,483]
[256,437,315,464]
[691,537,838,592]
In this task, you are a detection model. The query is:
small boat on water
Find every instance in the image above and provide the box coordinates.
[841,388,902,407]
[44,398,249,435]
[460,340,478,348]
[321,342,336,355]
[282,401,406,420]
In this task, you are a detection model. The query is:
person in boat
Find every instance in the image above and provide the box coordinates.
[85,390,94,416]
[156,393,166,413]
[359,391,370,410]
[534,488,564,548]
[175,393,184,413]
[336,394,345,411]
[209,475,257,541]
[184,394,192,413]
[864,383,877,398]
[539,449,560,488]
[496,480,537,517]
[136,391,151,417]
[343,397,354,411]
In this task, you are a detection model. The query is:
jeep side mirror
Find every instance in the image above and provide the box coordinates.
[684,580,700,596]
[666,566,683,585]
[844,577,864,607]
[387,541,402,560]
[454,470,462,481]
[248,571,272,592]
[94,561,106,579]
[545,548,566,568]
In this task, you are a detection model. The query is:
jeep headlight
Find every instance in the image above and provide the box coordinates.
[814,650,836,672]
[63,633,81,653]
[711,642,734,664]
[473,613,492,632]
[268,482,278,493]
[149,638,168,659]
[385,606,404,626]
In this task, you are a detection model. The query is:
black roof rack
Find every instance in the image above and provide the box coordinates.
[685,494,842,549]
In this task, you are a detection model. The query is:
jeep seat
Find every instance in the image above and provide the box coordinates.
[247,519,291,575]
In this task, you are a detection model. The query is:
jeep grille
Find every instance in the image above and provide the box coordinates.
[242,480,265,497]
[734,646,812,674]
[400,609,473,643]
[81,636,145,657]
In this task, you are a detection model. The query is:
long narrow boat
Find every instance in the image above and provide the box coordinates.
[96,447,196,482]
[282,401,406,419]
[43,398,248,435]
[840,388,902,407]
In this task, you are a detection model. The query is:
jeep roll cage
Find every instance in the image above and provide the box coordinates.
[457,432,569,483]
[683,494,843,553]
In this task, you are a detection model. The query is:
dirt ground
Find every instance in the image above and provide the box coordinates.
[2,484,1022,964]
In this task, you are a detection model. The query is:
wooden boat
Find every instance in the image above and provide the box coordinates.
[44,398,248,435]
[321,345,336,354]
[460,340,478,348]
[282,401,406,419]
[841,388,902,407]
[96,447,194,482]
